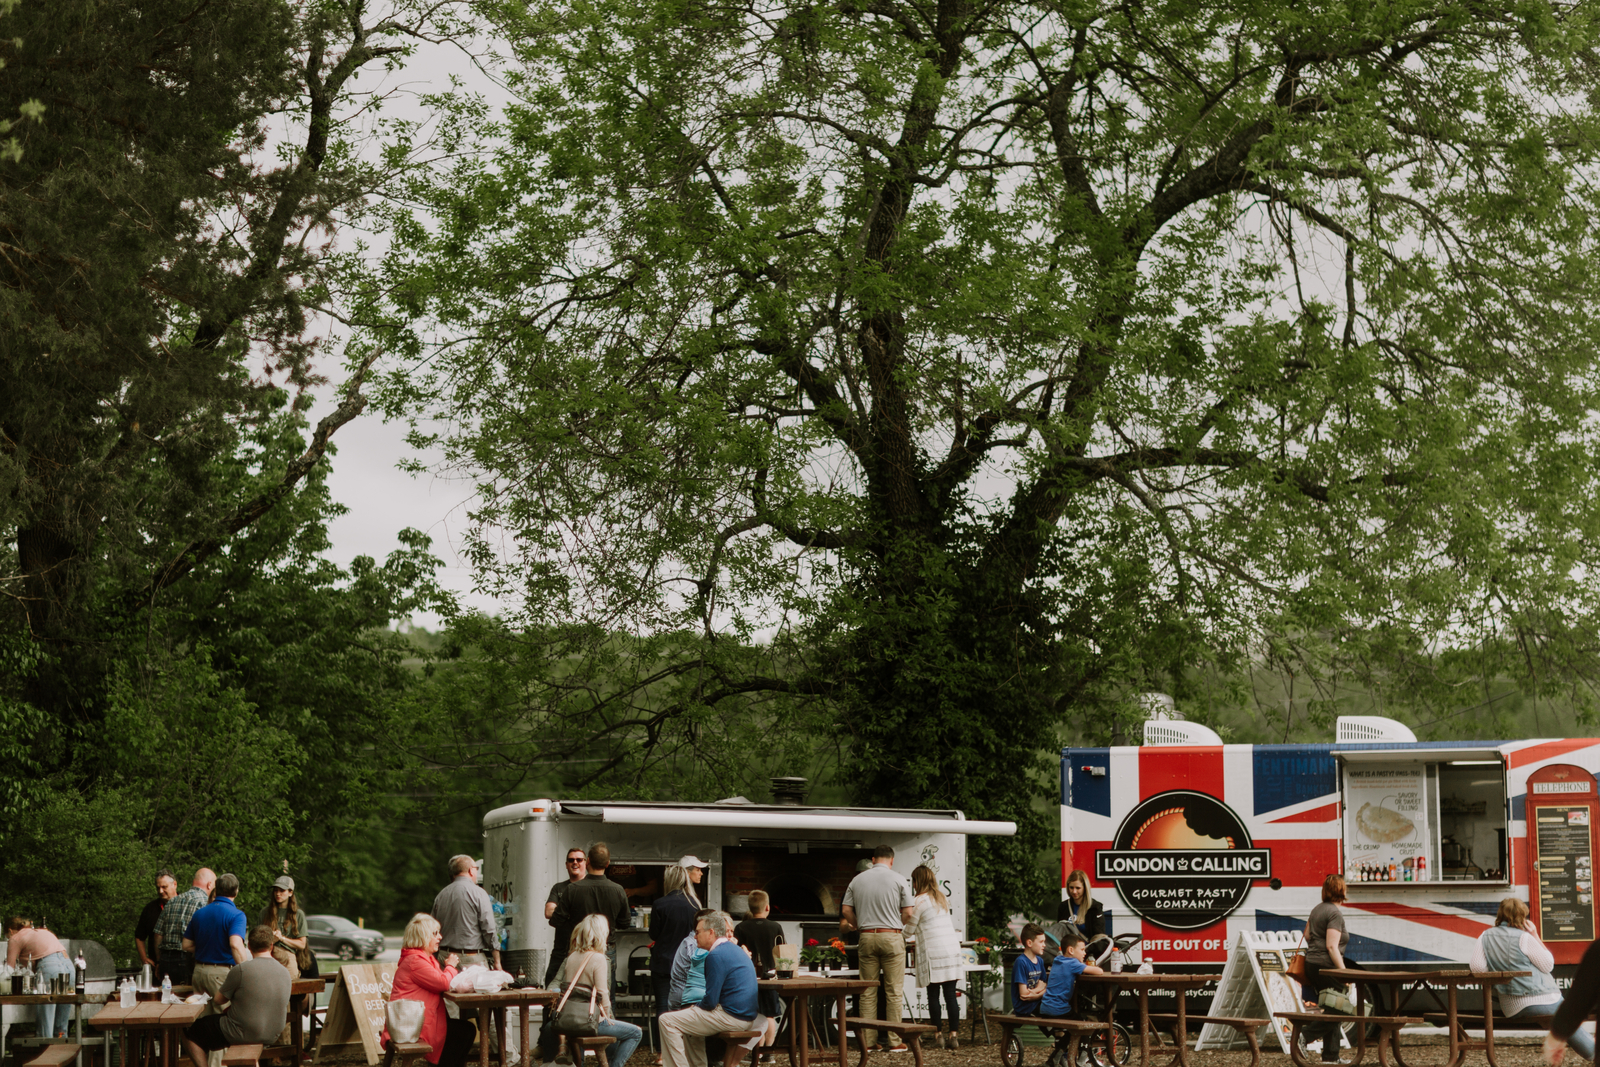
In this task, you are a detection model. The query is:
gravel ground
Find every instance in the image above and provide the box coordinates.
[302,1030,1558,1067]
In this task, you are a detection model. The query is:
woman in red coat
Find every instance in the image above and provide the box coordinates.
[382,913,476,1067]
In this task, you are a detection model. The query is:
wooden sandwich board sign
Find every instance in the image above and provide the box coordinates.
[315,962,398,1065]
[1196,930,1331,1056]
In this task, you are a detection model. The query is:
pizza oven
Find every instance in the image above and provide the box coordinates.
[723,844,868,919]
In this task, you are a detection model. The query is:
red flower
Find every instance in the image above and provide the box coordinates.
[808,938,819,946]
[976,937,989,943]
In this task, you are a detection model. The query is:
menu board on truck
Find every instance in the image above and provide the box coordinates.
[1533,805,1596,941]
[1343,763,1429,877]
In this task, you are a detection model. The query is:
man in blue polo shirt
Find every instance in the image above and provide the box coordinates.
[660,910,761,1067]
[184,872,249,1023]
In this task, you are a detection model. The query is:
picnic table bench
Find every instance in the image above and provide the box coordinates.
[843,1017,937,1067]
[24,1043,81,1067]
[1149,1015,1269,1067]
[1274,1011,1422,1067]
[987,1013,1111,1067]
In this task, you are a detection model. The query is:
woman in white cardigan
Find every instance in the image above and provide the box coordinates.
[908,864,967,1049]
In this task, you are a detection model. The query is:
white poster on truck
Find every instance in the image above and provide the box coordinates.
[1344,763,1429,876]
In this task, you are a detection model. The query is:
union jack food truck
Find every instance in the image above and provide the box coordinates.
[1062,714,1600,1000]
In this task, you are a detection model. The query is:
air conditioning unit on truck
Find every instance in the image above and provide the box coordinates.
[1062,715,1600,1015]
[481,790,1016,999]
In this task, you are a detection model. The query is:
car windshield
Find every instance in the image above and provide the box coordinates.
[320,917,359,931]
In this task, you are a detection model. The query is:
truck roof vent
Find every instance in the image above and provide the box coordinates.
[1336,715,1417,744]
[770,777,809,805]
[1143,719,1224,746]
[1140,692,1179,720]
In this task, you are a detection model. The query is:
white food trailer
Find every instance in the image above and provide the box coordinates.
[481,790,1016,1004]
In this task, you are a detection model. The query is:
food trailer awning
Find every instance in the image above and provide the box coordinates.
[589,805,1017,836]
[1333,746,1506,764]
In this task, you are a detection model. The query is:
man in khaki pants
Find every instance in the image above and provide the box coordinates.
[841,846,914,1052]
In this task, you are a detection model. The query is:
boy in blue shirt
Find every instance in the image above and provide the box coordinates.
[1040,930,1102,1018]
[1012,923,1047,1016]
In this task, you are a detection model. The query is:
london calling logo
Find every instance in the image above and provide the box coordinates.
[1095,790,1271,932]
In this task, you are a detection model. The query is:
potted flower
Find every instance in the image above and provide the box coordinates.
[800,938,826,971]
[824,938,849,972]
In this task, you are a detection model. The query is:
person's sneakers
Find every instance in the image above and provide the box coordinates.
[945,1031,959,1051]
[759,1056,776,1065]
[883,1044,909,1054]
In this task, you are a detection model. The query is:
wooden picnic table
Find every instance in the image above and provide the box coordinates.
[444,988,556,1067]
[1076,972,1217,1067]
[89,999,204,1067]
[757,977,875,1067]
[1323,968,1530,1067]
[0,991,109,1067]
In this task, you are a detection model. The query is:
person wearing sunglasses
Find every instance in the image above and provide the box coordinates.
[544,849,589,984]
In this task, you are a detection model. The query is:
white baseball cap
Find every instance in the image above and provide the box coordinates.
[679,855,709,868]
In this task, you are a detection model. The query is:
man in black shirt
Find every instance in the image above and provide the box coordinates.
[136,870,178,975]
[543,847,588,984]
[560,842,632,974]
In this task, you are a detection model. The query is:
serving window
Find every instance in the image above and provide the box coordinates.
[1337,748,1508,885]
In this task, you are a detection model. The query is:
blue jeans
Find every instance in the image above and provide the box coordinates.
[597,1017,642,1067]
[36,953,73,1038]
[1516,1006,1595,1061]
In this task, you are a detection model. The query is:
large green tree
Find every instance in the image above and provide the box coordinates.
[0,0,461,716]
[0,0,473,945]
[369,0,1600,918]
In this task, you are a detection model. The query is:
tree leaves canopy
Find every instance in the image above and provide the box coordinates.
[373,0,1600,916]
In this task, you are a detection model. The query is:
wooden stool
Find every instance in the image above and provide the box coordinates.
[567,1034,617,1067]
[716,1030,765,1067]
[221,1044,264,1067]
[379,1040,435,1067]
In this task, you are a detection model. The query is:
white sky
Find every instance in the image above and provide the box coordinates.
[300,31,515,631]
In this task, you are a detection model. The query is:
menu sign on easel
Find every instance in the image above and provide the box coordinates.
[1530,764,1599,943]
[315,963,397,1065]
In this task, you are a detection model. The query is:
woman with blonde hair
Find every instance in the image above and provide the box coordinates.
[1476,898,1592,1059]
[539,915,643,1067]
[907,865,965,1049]
[648,865,701,1061]
[380,914,475,1067]
[1058,869,1105,939]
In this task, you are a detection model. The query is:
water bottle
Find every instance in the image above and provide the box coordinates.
[120,977,136,1008]
[74,950,87,993]
[162,974,173,1002]
[1109,946,1124,973]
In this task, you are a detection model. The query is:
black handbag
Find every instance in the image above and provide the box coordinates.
[552,953,603,1035]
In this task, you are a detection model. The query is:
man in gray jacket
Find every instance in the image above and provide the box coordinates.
[433,855,500,970]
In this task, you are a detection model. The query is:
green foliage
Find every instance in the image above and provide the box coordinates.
[0,0,476,943]
[364,0,1600,924]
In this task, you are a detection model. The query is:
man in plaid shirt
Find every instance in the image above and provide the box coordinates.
[154,868,214,985]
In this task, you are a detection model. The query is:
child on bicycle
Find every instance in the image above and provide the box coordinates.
[1040,930,1105,1065]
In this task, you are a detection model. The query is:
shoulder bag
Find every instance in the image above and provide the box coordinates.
[1285,923,1309,982]
[552,952,603,1035]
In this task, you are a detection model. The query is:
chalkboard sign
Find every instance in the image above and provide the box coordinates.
[1530,764,1599,944]
[315,963,397,1065]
